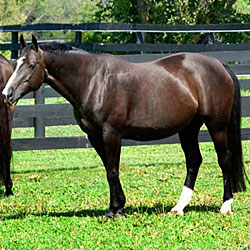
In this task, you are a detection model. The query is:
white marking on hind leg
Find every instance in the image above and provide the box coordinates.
[220,198,233,215]
[171,186,193,215]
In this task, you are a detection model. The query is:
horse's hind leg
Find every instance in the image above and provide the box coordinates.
[171,119,203,215]
[206,125,233,215]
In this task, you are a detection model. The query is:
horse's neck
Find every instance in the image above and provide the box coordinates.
[0,55,14,69]
[44,52,95,109]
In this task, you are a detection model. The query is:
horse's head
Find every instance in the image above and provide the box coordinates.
[2,35,46,106]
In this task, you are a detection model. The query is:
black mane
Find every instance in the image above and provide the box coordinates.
[39,43,80,53]
[26,42,89,55]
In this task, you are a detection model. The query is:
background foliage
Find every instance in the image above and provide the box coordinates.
[0,0,250,47]
[95,0,250,44]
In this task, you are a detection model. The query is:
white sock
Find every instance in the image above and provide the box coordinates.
[171,186,193,215]
[220,198,233,213]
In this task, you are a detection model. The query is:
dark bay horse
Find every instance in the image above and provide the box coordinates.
[0,54,14,196]
[2,35,249,216]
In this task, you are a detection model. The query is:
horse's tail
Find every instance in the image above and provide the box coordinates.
[0,76,12,186]
[223,63,249,193]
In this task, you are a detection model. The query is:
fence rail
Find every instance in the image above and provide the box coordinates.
[1,23,250,33]
[1,23,250,150]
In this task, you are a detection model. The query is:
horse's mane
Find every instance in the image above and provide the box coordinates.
[38,43,89,55]
[21,42,89,56]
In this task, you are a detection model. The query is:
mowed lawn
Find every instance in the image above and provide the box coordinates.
[0,140,249,249]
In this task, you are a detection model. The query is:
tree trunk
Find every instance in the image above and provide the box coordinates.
[136,0,148,43]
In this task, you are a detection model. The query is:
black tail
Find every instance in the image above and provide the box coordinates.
[0,77,12,187]
[223,63,249,193]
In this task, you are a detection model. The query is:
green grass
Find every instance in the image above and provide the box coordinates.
[0,142,249,249]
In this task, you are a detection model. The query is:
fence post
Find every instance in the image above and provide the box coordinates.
[75,31,82,44]
[197,32,215,44]
[11,32,19,59]
[136,32,145,54]
[34,84,45,138]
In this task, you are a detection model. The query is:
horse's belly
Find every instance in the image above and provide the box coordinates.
[121,97,198,141]
[122,127,180,141]
[122,115,194,141]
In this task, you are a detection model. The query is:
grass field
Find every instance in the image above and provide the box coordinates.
[0,141,249,249]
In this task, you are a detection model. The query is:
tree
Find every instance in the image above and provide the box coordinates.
[0,0,98,56]
[0,0,25,26]
[95,0,250,44]
[19,0,98,24]
[0,0,26,57]
[234,0,250,14]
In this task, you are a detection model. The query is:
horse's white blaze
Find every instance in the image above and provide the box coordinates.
[171,186,193,215]
[2,56,26,96]
[220,198,233,213]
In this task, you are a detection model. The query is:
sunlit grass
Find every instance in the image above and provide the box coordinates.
[0,142,249,249]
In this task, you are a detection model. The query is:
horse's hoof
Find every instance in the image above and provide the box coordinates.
[220,211,234,216]
[170,207,184,216]
[106,209,125,219]
[170,210,183,216]
[105,211,114,219]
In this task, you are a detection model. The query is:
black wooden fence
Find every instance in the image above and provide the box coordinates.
[1,23,250,151]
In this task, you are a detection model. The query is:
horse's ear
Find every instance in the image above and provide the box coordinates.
[32,34,39,52]
[20,34,27,49]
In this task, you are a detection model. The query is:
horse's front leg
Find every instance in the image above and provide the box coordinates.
[3,142,13,197]
[5,177,13,196]
[3,157,13,196]
[3,158,13,196]
[88,125,126,218]
[102,125,125,218]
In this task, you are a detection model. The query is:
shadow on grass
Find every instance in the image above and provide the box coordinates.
[11,165,100,175]
[12,161,185,175]
[1,203,219,220]
[125,162,184,168]
[185,205,220,213]
[125,204,219,215]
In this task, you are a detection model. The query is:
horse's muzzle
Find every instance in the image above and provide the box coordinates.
[2,90,15,106]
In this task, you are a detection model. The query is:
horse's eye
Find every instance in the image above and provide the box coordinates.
[28,63,36,69]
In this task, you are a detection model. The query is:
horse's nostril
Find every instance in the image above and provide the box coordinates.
[8,87,14,97]
[6,93,12,102]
